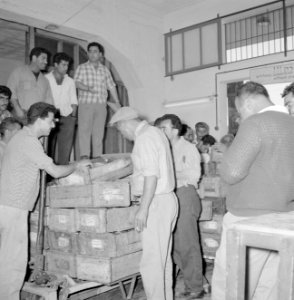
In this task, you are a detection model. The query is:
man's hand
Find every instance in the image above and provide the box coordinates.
[107,101,121,112]
[135,206,149,232]
[88,86,98,94]
[15,107,26,119]
[75,159,93,170]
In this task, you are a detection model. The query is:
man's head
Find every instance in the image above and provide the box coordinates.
[158,114,182,142]
[53,52,72,76]
[0,86,11,113]
[282,82,294,116]
[195,122,209,142]
[0,117,22,143]
[109,106,140,141]
[198,134,216,153]
[87,42,104,64]
[181,124,195,143]
[27,102,58,137]
[235,81,272,123]
[29,47,50,71]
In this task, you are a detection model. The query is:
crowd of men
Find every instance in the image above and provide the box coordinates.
[0,41,294,300]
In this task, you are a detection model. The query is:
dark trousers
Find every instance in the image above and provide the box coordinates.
[52,115,76,165]
[173,184,203,293]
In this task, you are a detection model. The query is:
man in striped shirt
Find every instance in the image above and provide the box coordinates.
[74,42,120,159]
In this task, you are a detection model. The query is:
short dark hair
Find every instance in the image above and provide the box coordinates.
[0,86,12,99]
[87,42,105,56]
[160,114,182,135]
[153,117,162,127]
[0,117,22,137]
[282,82,294,98]
[236,81,269,100]
[180,124,190,136]
[29,47,50,62]
[53,52,72,65]
[195,121,209,131]
[27,102,57,125]
[201,134,216,146]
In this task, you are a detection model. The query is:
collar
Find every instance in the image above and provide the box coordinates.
[134,120,148,138]
[24,126,38,138]
[259,105,288,114]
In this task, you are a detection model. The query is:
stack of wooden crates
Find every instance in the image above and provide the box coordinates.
[198,147,227,259]
[44,178,142,285]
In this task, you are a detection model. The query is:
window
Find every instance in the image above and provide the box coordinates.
[225,5,294,63]
[165,19,221,76]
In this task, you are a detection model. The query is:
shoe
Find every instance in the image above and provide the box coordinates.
[186,290,205,299]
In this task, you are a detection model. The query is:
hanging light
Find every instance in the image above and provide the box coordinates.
[257,14,270,27]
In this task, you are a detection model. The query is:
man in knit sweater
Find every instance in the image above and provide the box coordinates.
[0,102,91,300]
[211,81,294,300]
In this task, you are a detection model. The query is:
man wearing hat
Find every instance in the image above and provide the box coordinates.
[109,106,178,300]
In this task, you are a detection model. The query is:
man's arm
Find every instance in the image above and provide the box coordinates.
[108,87,121,106]
[220,118,260,184]
[135,175,157,232]
[44,160,92,179]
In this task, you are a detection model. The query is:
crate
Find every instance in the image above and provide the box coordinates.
[199,214,223,234]
[47,208,78,233]
[47,181,130,208]
[200,232,221,258]
[47,230,78,253]
[199,198,213,221]
[202,196,227,215]
[45,250,77,278]
[199,176,227,198]
[77,229,141,258]
[76,251,142,284]
[77,204,139,233]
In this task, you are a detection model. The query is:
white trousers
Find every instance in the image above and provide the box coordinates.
[140,193,178,300]
[0,205,28,300]
[211,212,279,300]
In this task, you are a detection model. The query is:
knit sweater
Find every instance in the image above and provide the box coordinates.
[220,109,294,216]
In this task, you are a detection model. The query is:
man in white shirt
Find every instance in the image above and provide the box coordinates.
[109,107,178,300]
[46,52,78,164]
[158,114,204,300]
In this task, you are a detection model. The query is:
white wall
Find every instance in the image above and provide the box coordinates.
[163,0,294,140]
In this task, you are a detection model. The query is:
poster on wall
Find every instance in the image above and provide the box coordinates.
[250,62,294,84]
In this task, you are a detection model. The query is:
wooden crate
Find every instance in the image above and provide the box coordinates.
[45,250,77,278]
[47,230,78,253]
[211,197,227,215]
[47,208,78,233]
[199,214,223,234]
[77,204,139,233]
[200,232,221,258]
[77,229,141,258]
[199,198,213,221]
[47,181,130,208]
[199,176,227,198]
[76,251,142,284]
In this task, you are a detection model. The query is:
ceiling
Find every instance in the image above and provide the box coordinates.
[135,0,205,13]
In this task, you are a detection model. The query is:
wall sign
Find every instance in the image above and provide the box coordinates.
[250,62,294,84]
